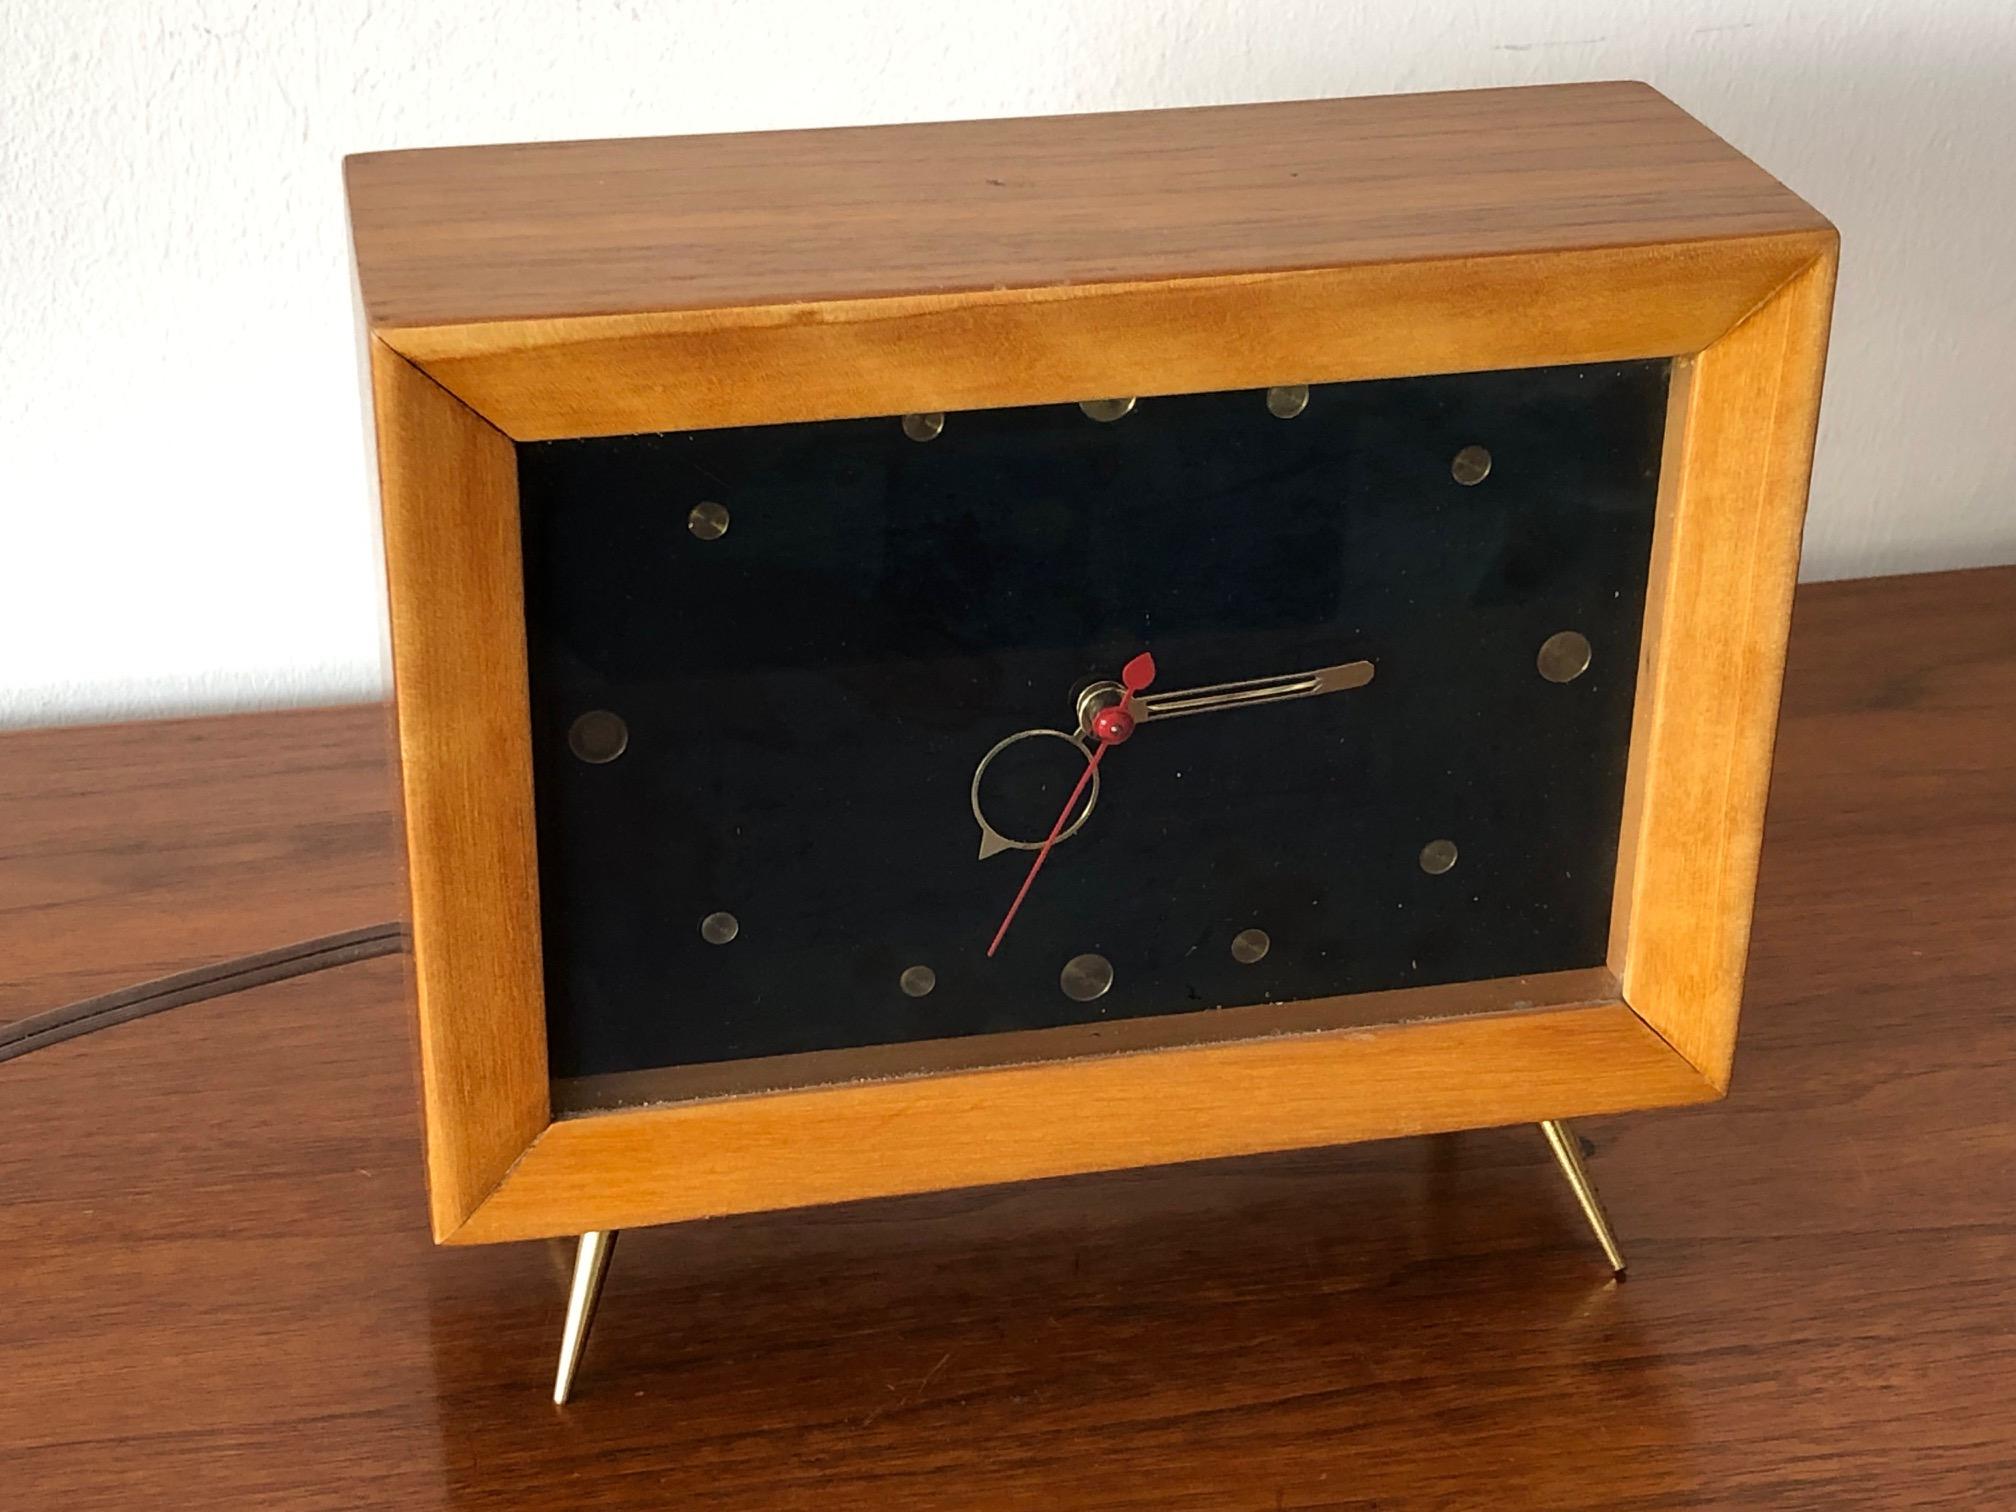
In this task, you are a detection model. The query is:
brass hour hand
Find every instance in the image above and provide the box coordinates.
[1075,659,1373,734]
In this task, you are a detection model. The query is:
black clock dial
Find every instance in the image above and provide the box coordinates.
[518,360,1668,1086]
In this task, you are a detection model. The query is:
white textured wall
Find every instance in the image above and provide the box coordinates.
[3,0,2011,728]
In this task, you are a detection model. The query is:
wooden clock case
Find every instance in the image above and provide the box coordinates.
[345,81,1835,1252]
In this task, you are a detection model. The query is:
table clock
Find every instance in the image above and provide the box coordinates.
[345,82,1835,1402]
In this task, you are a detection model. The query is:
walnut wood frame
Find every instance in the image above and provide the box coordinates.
[348,82,1836,1244]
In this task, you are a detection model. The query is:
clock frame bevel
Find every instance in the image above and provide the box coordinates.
[348,82,1836,1245]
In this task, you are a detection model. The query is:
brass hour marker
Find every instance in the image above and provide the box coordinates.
[1451,445,1492,485]
[1537,630,1593,684]
[901,412,945,442]
[699,911,739,945]
[687,501,730,539]
[1230,927,1272,964]
[1060,952,1114,1002]
[1079,397,1136,423]
[1419,839,1459,875]
[1266,385,1308,419]
[899,965,937,998]
[567,710,628,764]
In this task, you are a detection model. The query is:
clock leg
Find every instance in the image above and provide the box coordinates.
[1538,1120,1626,1276]
[553,1229,619,1404]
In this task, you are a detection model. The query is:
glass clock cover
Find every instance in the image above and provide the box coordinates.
[518,360,1667,1094]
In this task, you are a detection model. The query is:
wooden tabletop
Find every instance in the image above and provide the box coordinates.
[3,566,2012,1510]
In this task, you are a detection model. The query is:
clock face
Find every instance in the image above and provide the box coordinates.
[518,360,1668,1093]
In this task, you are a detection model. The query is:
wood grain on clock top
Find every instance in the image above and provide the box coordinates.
[347,82,1832,448]
[346,81,1826,330]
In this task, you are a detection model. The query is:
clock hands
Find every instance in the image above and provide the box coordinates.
[986,652,1157,958]
[1074,659,1374,733]
[971,657,1377,863]
[980,654,1376,956]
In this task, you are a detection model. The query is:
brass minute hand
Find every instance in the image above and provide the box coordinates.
[1075,660,1373,734]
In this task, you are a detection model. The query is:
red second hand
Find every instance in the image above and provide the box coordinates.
[987,653,1156,958]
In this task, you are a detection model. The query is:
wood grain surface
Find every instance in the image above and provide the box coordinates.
[1610,250,1837,1087]
[385,237,1829,443]
[347,82,1832,445]
[346,82,1826,330]
[371,346,550,1240]
[2,566,2013,1509]
[0,705,398,1024]
[460,998,1711,1245]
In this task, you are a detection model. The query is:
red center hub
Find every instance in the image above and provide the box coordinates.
[1089,705,1137,745]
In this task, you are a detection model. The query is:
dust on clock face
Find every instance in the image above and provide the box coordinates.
[518,361,1668,1090]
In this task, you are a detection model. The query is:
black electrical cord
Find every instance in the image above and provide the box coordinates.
[0,923,407,1065]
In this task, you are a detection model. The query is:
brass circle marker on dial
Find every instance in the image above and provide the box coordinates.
[1079,397,1136,423]
[969,727,1102,859]
[1230,927,1272,964]
[699,911,739,944]
[899,965,937,997]
[687,501,730,539]
[1060,952,1115,1002]
[901,412,945,442]
[1450,445,1492,486]
[568,710,628,764]
[1266,385,1309,419]
[1419,839,1459,875]
[1537,629,1593,683]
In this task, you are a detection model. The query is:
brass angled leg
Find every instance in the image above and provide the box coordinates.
[553,1229,618,1404]
[1538,1120,1626,1276]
